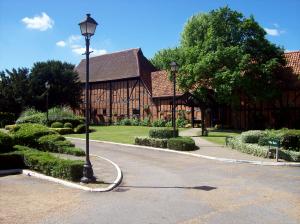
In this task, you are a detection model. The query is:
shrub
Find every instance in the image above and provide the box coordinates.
[165,121,172,127]
[13,145,84,181]
[74,124,85,133]
[12,123,55,147]
[50,128,73,135]
[120,118,132,126]
[51,121,64,128]
[167,137,197,151]
[131,118,140,126]
[16,113,47,125]
[5,124,18,132]
[279,149,300,162]
[176,117,188,128]
[140,117,151,126]
[0,153,24,169]
[0,112,16,128]
[0,131,14,153]
[64,122,73,128]
[241,130,265,143]
[134,137,168,148]
[228,136,269,157]
[152,119,166,127]
[48,107,84,126]
[281,130,300,151]
[149,128,178,139]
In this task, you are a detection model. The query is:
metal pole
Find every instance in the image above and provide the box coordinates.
[81,36,95,183]
[173,71,176,137]
[46,90,49,124]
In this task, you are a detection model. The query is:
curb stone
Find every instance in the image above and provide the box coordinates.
[66,137,300,167]
[0,155,123,192]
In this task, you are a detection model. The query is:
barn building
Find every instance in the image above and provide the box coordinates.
[75,48,300,130]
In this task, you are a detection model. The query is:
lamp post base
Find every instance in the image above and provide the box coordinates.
[81,163,96,183]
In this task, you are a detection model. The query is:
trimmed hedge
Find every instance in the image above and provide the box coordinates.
[134,137,168,148]
[279,150,300,162]
[5,124,19,132]
[167,137,197,151]
[64,122,73,128]
[51,121,64,128]
[241,130,265,143]
[12,145,84,181]
[50,127,73,135]
[37,134,85,156]
[149,128,178,139]
[0,131,14,153]
[16,113,47,125]
[228,136,268,157]
[74,124,85,133]
[11,123,55,147]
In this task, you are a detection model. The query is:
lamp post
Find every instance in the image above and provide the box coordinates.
[79,13,98,183]
[45,81,50,124]
[170,62,179,138]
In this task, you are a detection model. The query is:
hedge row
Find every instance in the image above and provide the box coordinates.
[135,136,196,151]
[0,131,13,153]
[228,136,300,162]
[37,134,85,156]
[149,128,178,139]
[10,123,85,156]
[241,129,300,151]
[5,145,84,181]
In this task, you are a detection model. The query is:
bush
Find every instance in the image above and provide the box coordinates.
[241,130,265,143]
[281,130,300,151]
[176,117,188,128]
[149,128,178,139]
[74,124,85,133]
[165,121,172,127]
[131,118,140,126]
[50,128,73,135]
[152,119,166,127]
[120,118,132,126]
[37,134,85,156]
[134,137,168,148]
[167,137,197,151]
[12,123,55,147]
[279,149,300,162]
[51,121,64,128]
[0,131,14,153]
[12,145,84,181]
[140,117,151,126]
[64,122,73,128]
[0,153,24,169]
[5,124,18,132]
[0,112,16,128]
[16,113,47,125]
[228,136,269,157]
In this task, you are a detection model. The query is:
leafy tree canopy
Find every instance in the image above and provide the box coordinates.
[0,60,82,115]
[151,6,285,105]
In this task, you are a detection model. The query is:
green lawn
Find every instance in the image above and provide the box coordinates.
[66,125,151,144]
[200,129,241,145]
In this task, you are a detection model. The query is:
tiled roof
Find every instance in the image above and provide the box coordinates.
[284,51,300,75]
[151,70,184,98]
[75,48,156,83]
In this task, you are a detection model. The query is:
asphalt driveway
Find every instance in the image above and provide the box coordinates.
[1,139,300,224]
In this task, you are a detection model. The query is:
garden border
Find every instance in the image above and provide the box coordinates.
[0,154,123,192]
[67,137,300,167]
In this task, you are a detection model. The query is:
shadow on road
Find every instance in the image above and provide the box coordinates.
[114,185,217,192]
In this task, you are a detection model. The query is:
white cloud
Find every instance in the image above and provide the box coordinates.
[71,44,107,56]
[21,12,54,31]
[68,35,82,44]
[56,41,66,47]
[264,28,280,36]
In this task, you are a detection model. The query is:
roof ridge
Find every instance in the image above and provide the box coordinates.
[284,50,300,54]
[89,48,141,59]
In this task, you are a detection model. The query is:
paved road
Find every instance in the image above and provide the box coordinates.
[1,140,300,224]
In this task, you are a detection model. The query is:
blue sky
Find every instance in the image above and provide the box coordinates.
[0,0,299,71]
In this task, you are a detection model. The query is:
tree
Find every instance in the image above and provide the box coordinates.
[0,68,30,114]
[29,60,82,111]
[151,6,285,134]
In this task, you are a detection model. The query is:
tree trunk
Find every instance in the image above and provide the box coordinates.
[201,107,206,136]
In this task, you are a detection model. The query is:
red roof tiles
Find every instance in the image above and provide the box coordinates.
[284,51,300,75]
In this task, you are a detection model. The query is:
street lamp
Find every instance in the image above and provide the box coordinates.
[45,81,50,124]
[79,13,98,183]
[170,62,179,138]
